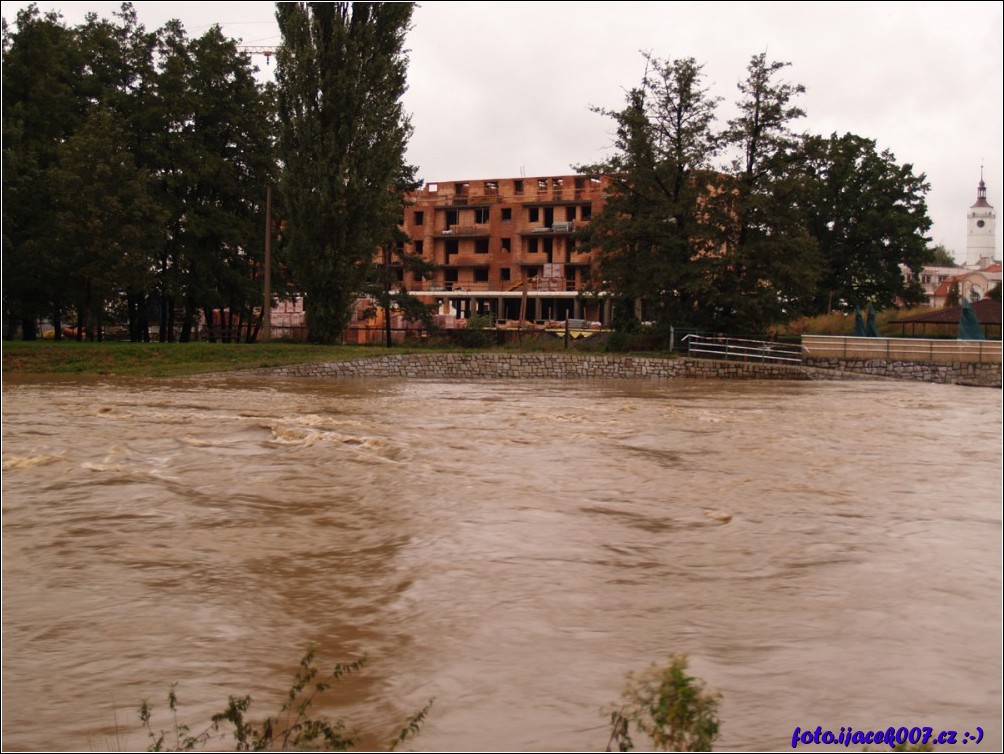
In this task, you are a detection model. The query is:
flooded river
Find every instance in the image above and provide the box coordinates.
[2,375,1001,751]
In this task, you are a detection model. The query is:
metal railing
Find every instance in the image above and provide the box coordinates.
[801,335,1002,364]
[685,335,803,364]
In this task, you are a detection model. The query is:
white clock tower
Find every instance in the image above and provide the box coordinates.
[965,171,996,267]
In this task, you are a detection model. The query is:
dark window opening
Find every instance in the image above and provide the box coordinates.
[445,239,458,255]
[475,238,489,253]
[543,207,554,226]
[474,268,489,283]
[484,181,499,195]
[528,207,539,223]
[501,237,512,252]
[445,209,458,228]
[581,204,592,220]
[501,267,511,281]
[475,207,490,224]
[414,211,424,225]
[445,268,459,283]
[514,180,524,195]
[414,240,424,256]
[565,206,576,221]
[527,237,539,253]
[501,207,512,221]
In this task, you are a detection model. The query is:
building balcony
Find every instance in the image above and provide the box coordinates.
[519,221,576,235]
[433,224,491,238]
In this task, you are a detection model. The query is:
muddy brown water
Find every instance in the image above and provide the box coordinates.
[2,375,1000,751]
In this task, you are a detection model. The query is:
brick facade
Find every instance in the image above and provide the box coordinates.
[397,174,612,324]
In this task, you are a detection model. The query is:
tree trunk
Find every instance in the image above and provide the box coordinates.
[166,298,176,342]
[53,306,63,342]
[203,306,217,343]
[179,298,194,343]
[248,306,264,343]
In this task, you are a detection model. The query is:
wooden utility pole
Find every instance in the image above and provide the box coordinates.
[262,183,272,341]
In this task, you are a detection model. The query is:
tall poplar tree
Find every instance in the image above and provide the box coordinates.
[275,1,416,343]
[715,53,821,334]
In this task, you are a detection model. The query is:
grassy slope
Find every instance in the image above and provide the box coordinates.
[1,341,430,378]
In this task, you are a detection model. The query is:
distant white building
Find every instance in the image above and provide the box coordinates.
[904,174,1000,305]
[966,172,997,267]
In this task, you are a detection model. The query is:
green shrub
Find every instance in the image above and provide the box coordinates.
[138,649,432,751]
[605,654,721,752]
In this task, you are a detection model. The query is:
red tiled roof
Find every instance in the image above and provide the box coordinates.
[893,298,1002,325]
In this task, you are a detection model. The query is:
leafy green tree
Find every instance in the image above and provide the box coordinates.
[275,1,416,343]
[944,280,961,308]
[2,6,88,339]
[713,53,822,334]
[800,133,932,312]
[76,4,162,340]
[175,27,277,342]
[578,54,723,332]
[50,107,164,339]
[927,244,958,268]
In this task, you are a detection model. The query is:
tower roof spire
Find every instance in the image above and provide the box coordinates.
[973,169,991,208]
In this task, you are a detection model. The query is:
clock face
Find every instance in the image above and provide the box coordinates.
[977,220,986,228]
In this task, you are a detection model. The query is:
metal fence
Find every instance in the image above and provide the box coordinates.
[684,335,803,364]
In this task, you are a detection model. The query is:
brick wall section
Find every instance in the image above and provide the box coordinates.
[245,353,1002,386]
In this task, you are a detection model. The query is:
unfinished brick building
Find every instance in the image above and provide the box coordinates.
[397,174,612,325]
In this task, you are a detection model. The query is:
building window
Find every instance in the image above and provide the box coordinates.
[474,267,489,283]
[514,180,523,195]
[414,240,424,256]
[501,268,511,282]
[446,209,458,228]
[527,237,539,253]
[414,210,424,225]
[475,238,489,254]
[565,206,576,221]
[501,238,512,252]
[475,207,490,224]
[501,208,512,221]
[528,207,539,223]
[581,204,592,220]
[445,239,458,255]
[445,268,458,283]
[537,178,548,192]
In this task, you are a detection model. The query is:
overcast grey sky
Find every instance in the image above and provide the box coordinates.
[4,1,1002,262]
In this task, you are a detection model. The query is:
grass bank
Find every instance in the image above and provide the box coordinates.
[1,341,434,378]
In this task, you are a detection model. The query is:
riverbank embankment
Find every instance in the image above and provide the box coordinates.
[245,352,1001,386]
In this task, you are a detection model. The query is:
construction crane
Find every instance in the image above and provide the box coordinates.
[238,46,276,66]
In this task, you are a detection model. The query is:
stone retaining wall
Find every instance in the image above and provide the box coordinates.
[253,353,813,381]
[245,352,1002,386]
[803,357,1001,386]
